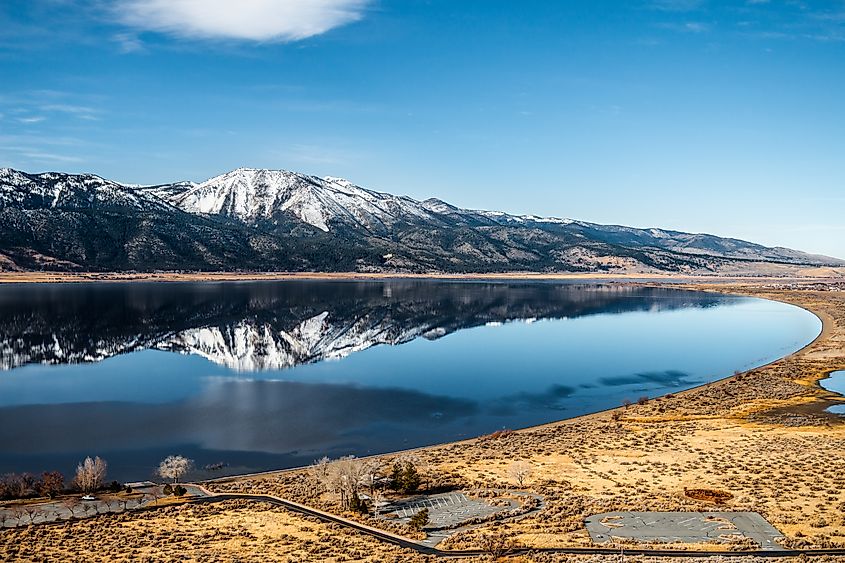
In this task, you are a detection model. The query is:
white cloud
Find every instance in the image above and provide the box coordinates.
[114,0,371,42]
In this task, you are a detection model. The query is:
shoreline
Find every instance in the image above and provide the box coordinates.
[1,270,844,285]
[204,285,839,486]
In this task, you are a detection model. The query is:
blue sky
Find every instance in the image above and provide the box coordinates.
[1,0,843,258]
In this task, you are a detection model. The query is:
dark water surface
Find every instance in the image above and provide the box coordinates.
[0,281,821,481]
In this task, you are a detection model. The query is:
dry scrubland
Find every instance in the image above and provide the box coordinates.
[0,499,430,562]
[1,284,844,562]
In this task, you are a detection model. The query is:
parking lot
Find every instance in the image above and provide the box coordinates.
[379,492,513,530]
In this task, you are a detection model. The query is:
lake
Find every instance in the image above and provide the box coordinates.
[0,280,821,482]
[820,371,845,415]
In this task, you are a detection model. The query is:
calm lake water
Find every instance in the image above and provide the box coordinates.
[820,371,845,415]
[0,281,821,481]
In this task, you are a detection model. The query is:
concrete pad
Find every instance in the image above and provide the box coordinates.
[585,511,785,551]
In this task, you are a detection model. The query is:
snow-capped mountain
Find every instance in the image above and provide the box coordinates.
[1,166,842,273]
[0,167,174,212]
[143,168,437,234]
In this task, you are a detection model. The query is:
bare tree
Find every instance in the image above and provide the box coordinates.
[39,471,64,499]
[323,456,369,511]
[361,459,386,515]
[361,458,383,498]
[307,456,331,498]
[74,456,107,493]
[60,496,79,520]
[157,455,194,483]
[20,505,39,526]
[508,461,533,488]
[480,531,516,559]
[81,502,98,519]
[9,506,24,527]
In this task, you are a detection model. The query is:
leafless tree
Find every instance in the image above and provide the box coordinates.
[9,506,24,527]
[508,461,533,488]
[157,455,194,483]
[20,505,39,526]
[1,473,27,499]
[74,456,107,493]
[60,496,79,520]
[480,531,516,559]
[361,458,387,515]
[81,502,98,519]
[361,458,383,498]
[324,456,369,510]
[370,488,385,517]
[38,471,64,498]
[307,456,331,498]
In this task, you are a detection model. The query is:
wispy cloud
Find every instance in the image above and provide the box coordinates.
[19,151,83,163]
[40,103,101,120]
[1,91,105,124]
[113,0,372,42]
[658,21,712,33]
[263,142,371,169]
[112,32,145,53]
[648,0,706,12]
[0,139,85,166]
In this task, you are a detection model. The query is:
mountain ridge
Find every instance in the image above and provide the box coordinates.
[0,166,841,274]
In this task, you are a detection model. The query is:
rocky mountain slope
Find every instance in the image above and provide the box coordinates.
[0,167,841,273]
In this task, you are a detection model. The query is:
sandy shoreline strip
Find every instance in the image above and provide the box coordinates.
[0,270,843,284]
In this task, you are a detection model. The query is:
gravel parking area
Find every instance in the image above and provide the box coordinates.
[585,511,785,550]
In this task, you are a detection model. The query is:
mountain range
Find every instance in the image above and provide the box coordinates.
[0,167,841,274]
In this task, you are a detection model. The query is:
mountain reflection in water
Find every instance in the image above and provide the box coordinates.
[1,281,727,371]
[0,281,821,480]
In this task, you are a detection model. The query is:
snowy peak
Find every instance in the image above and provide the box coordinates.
[149,168,438,234]
[0,169,174,212]
[150,168,329,228]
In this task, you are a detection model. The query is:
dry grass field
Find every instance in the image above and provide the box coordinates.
[0,499,431,562]
[1,282,844,562]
